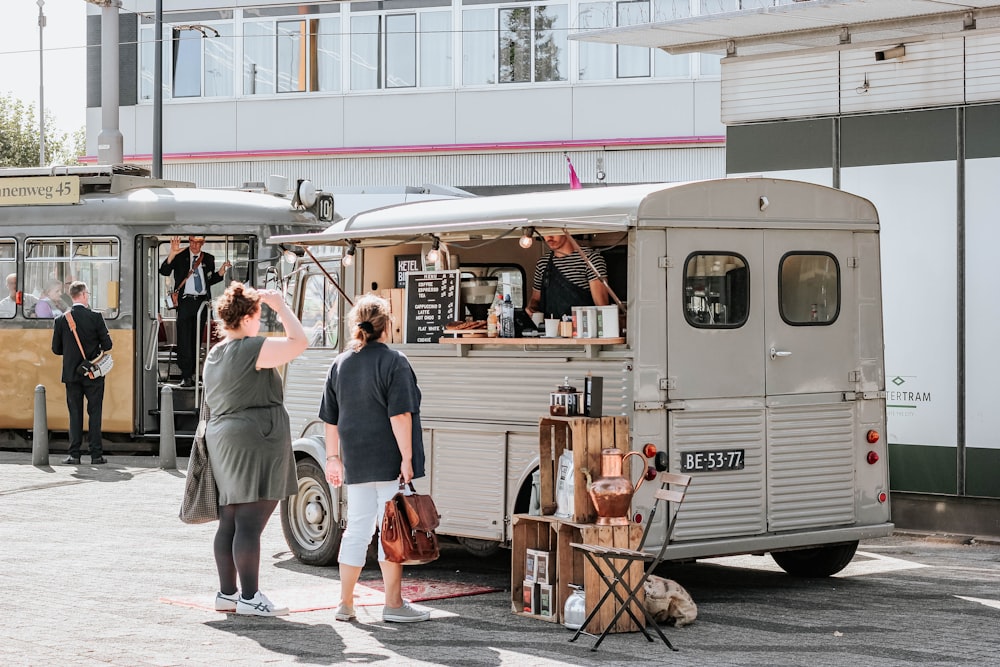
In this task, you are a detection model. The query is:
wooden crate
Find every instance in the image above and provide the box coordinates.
[538,415,631,524]
[511,514,644,634]
[379,288,405,343]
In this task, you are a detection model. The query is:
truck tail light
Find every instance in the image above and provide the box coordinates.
[867,429,880,443]
[867,451,880,465]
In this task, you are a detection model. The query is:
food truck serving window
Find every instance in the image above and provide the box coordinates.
[683,252,748,328]
[779,252,839,326]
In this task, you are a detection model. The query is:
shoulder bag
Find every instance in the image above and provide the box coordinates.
[165,254,204,310]
[65,312,114,380]
[381,481,440,565]
[179,393,219,524]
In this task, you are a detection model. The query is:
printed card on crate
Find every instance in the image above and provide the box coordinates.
[524,549,538,583]
[522,580,539,614]
[535,551,552,584]
[538,584,554,617]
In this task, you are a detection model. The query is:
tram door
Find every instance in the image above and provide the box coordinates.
[136,235,257,437]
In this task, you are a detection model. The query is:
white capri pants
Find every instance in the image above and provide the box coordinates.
[338,479,400,567]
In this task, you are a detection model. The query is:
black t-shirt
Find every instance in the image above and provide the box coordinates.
[318,342,425,484]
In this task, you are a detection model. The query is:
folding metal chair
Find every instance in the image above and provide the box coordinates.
[569,472,692,651]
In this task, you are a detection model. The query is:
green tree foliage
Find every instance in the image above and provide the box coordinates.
[0,93,85,168]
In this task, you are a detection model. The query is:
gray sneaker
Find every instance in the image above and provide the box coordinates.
[382,601,430,623]
[335,603,356,622]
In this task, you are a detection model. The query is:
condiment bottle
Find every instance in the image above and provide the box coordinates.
[487,296,499,337]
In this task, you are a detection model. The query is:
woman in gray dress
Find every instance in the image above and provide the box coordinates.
[204,282,307,616]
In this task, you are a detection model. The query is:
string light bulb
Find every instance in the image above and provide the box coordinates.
[342,240,356,267]
[519,227,535,249]
[426,237,441,264]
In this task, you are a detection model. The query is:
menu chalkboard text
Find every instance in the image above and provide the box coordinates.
[404,270,460,343]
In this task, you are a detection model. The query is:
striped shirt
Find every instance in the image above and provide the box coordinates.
[532,248,607,291]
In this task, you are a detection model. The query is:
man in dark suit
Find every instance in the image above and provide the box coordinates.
[159,236,231,387]
[51,281,114,465]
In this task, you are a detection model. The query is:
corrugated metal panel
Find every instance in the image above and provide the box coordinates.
[766,403,856,531]
[840,39,965,115]
[431,429,508,540]
[966,32,1000,103]
[722,52,840,124]
[147,147,725,191]
[668,408,767,540]
[282,348,337,440]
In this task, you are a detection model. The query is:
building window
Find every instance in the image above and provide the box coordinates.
[24,238,120,319]
[498,4,567,83]
[779,252,839,325]
[463,9,495,85]
[170,24,234,98]
[277,17,342,93]
[683,253,749,328]
[386,14,417,88]
[244,21,276,95]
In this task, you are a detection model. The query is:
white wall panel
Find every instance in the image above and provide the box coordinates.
[572,82,701,139]
[234,97,343,152]
[344,92,457,147]
[722,52,839,124]
[839,40,965,115]
[964,157,1000,450]
[455,88,574,143]
[841,162,957,448]
[965,33,1000,103]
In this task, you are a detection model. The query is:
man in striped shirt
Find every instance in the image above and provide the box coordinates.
[526,234,609,321]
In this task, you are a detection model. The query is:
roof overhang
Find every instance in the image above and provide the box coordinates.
[268,183,675,247]
[571,0,1000,57]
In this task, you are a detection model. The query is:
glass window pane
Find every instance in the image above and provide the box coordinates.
[699,0,739,13]
[700,52,722,76]
[302,272,340,348]
[277,20,308,93]
[683,253,749,328]
[652,0,690,77]
[139,26,154,101]
[316,17,341,92]
[779,253,839,325]
[244,21,275,95]
[579,2,614,81]
[172,29,202,98]
[420,11,452,88]
[617,2,650,78]
[462,9,495,85]
[0,240,17,319]
[204,23,234,97]
[351,15,381,91]
[534,5,567,82]
[499,8,531,83]
[386,14,416,88]
[25,238,120,319]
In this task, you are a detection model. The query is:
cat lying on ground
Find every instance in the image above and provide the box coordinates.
[643,575,698,627]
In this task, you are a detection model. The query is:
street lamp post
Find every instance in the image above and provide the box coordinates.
[37,0,46,167]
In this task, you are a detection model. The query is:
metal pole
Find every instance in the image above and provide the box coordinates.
[32,385,49,466]
[159,385,176,470]
[153,0,162,178]
[96,1,124,165]
[37,0,46,167]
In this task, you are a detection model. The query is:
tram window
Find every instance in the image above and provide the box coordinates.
[0,240,16,319]
[156,238,252,317]
[301,271,340,348]
[24,238,120,319]
[779,252,839,325]
[683,252,749,328]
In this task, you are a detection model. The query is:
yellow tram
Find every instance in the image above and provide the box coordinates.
[0,165,329,448]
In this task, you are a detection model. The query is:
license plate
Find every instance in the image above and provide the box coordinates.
[680,449,745,473]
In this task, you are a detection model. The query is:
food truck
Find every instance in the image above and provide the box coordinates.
[271,178,892,576]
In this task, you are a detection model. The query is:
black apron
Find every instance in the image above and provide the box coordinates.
[540,253,594,320]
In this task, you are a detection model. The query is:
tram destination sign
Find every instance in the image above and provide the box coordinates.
[680,449,745,473]
[0,176,80,206]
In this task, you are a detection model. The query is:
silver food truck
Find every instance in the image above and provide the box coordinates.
[270,177,892,577]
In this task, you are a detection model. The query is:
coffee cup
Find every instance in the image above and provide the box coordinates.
[544,318,560,337]
[531,311,545,328]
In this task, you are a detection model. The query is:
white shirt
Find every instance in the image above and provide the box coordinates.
[184,253,207,296]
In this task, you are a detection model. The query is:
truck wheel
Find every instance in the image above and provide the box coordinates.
[456,536,501,557]
[280,457,343,566]
[771,541,859,577]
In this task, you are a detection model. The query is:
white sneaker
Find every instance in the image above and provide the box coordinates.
[335,603,356,622]
[382,601,430,623]
[236,591,289,617]
[215,591,239,612]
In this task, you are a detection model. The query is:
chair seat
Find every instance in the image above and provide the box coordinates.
[570,542,652,561]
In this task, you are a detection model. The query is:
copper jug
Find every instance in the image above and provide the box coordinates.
[587,448,645,526]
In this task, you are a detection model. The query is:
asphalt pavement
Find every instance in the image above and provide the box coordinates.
[1,451,997,667]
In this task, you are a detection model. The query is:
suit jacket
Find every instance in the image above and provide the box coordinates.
[158,248,223,297]
[52,304,114,383]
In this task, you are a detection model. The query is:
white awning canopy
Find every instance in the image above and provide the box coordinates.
[571,0,1000,57]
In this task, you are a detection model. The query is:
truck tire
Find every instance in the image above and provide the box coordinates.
[456,536,501,557]
[771,541,859,577]
[280,457,343,566]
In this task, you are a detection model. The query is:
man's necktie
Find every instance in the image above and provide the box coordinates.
[192,257,203,293]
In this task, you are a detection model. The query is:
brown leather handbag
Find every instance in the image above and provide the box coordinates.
[381,481,440,565]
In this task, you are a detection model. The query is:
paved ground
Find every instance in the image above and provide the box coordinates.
[1,451,998,667]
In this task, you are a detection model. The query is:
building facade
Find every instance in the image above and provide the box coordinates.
[85,1,747,191]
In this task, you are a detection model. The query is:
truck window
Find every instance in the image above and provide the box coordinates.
[301,271,340,348]
[683,252,748,328]
[779,252,839,325]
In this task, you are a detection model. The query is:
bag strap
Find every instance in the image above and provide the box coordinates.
[64,312,89,360]
[174,253,204,293]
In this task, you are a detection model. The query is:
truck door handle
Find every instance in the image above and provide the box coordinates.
[770,347,792,360]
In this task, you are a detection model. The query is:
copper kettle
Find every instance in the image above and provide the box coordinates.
[586,448,645,526]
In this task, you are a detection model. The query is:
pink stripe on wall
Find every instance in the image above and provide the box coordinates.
[80,136,725,163]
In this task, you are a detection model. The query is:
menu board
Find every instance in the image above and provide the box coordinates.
[404,270,460,343]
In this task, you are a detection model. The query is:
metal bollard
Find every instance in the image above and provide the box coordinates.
[32,385,49,466]
[159,385,177,470]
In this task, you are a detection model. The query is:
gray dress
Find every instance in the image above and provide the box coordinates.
[203,336,297,505]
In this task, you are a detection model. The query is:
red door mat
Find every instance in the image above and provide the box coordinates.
[159,580,502,614]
